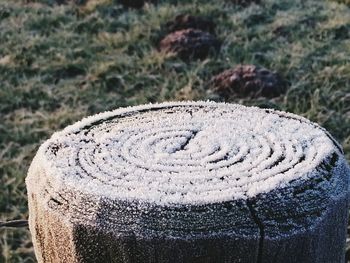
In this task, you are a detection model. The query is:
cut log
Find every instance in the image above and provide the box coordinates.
[26,101,350,263]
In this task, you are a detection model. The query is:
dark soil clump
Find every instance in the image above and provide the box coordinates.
[159,29,220,60]
[208,65,288,98]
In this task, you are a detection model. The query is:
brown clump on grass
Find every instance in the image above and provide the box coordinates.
[159,29,221,60]
[208,65,288,99]
[165,14,216,34]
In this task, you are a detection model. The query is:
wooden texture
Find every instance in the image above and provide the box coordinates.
[26,102,350,263]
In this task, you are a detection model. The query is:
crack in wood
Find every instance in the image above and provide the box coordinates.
[247,200,264,263]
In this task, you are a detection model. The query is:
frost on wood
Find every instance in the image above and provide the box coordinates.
[27,102,344,205]
[26,101,350,263]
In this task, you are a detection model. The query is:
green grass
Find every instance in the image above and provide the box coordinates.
[330,0,350,6]
[0,0,350,261]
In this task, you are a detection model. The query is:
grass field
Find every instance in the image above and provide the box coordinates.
[1,0,350,262]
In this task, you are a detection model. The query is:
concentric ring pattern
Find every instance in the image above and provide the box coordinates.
[40,102,339,205]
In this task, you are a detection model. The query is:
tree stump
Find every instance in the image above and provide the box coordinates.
[26,101,350,263]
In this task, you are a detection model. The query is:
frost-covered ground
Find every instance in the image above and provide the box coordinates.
[1,0,350,261]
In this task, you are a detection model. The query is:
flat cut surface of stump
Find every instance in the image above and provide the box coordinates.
[26,101,350,263]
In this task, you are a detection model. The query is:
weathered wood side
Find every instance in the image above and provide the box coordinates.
[27,157,261,263]
[27,160,350,263]
[27,166,78,263]
[250,156,350,263]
